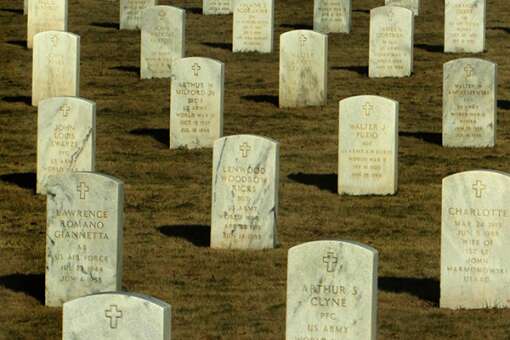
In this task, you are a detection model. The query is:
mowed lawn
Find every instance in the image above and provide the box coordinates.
[1,0,510,338]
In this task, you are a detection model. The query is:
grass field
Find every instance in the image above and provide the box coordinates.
[1,0,510,338]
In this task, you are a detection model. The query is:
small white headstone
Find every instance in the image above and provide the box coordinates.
[63,292,171,340]
[141,5,185,79]
[170,57,224,149]
[313,0,351,33]
[369,6,414,78]
[27,0,68,48]
[45,172,123,307]
[443,58,497,148]
[37,97,96,194]
[203,0,232,14]
[233,0,274,53]
[444,0,485,53]
[385,0,420,15]
[279,30,328,108]
[338,95,399,195]
[441,170,510,309]
[286,240,378,340]
[211,135,279,249]
[32,31,80,106]
[120,0,157,30]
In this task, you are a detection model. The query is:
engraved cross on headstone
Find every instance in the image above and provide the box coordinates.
[298,34,307,48]
[50,35,58,47]
[105,305,123,329]
[159,9,166,17]
[472,180,486,198]
[192,63,201,77]
[362,102,374,117]
[323,251,338,272]
[240,142,251,158]
[59,104,71,117]
[387,9,395,21]
[464,64,474,78]
[77,182,89,200]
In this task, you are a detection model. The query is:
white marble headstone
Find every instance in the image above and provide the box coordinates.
[203,0,232,14]
[45,172,123,307]
[141,5,185,79]
[27,0,67,48]
[233,0,274,53]
[170,57,224,149]
[63,292,171,339]
[120,0,157,30]
[338,95,399,195]
[369,6,414,78]
[32,31,80,106]
[313,0,351,33]
[441,170,510,309]
[37,97,96,194]
[211,135,279,249]
[443,58,497,148]
[286,240,378,340]
[385,0,420,15]
[444,0,485,53]
[279,30,328,108]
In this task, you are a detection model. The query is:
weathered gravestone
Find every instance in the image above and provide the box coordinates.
[170,57,224,149]
[37,97,96,194]
[369,6,414,78]
[313,0,351,33]
[27,0,67,48]
[441,170,510,309]
[45,172,123,307]
[444,0,485,53]
[32,31,80,106]
[120,0,157,30]
[443,58,497,148]
[233,0,274,53]
[385,0,420,16]
[141,5,185,79]
[338,95,399,195]
[279,30,328,108]
[63,292,171,339]
[211,135,279,249]
[203,0,232,14]
[286,240,378,340]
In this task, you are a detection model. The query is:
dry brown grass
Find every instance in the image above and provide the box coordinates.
[1,0,510,338]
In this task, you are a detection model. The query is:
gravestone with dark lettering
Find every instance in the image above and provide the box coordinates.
[45,172,123,307]
[385,0,420,15]
[286,240,378,339]
[338,95,399,195]
[141,5,185,79]
[444,0,485,53]
[37,97,95,194]
[313,0,351,33]
[27,0,67,48]
[279,30,328,108]
[203,0,232,14]
[120,0,157,30]
[369,6,414,78]
[63,292,171,339]
[443,58,496,147]
[32,31,80,106]
[211,135,279,249]
[170,57,224,149]
[233,0,274,53]
[441,170,510,309]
